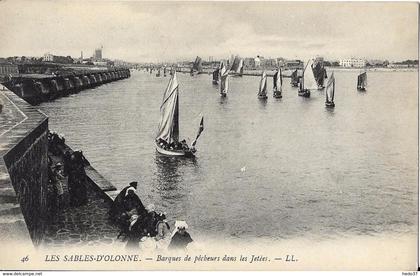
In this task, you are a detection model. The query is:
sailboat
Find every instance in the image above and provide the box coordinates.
[258,71,268,99]
[312,60,327,89]
[191,56,203,76]
[325,72,335,108]
[155,71,203,157]
[298,59,318,97]
[212,68,220,85]
[273,68,283,98]
[230,56,244,77]
[156,69,161,77]
[290,69,300,87]
[220,62,229,97]
[357,72,367,91]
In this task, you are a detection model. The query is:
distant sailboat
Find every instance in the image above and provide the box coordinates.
[155,71,203,156]
[230,56,244,77]
[312,60,327,89]
[156,69,161,77]
[325,72,335,108]
[298,59,318,97]
[220,62,229,97]
[273,68,283,98]
[357,72,367,91]
[258,71,268,99]
[212,68,220,85]
[290,69,300,87]
[191,56,203,75]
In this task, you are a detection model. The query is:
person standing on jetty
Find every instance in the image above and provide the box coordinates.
[67,151,88,207]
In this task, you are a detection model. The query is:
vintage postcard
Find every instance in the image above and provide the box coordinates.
[0,0,418,271]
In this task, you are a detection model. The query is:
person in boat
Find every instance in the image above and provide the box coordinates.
[180,139,189,151]
[168,221,193,251]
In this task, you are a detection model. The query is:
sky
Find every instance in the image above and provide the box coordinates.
[0,0,418,63]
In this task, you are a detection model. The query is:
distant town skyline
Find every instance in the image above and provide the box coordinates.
[0,1,417,63]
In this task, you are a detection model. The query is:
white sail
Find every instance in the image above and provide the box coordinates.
[237,59,244,74]
[326,72,335,102]
[274,69,282,92]
[258,71,267,96]
[303,59,318,90]
[220,62,229,94]
[156,71,179,144]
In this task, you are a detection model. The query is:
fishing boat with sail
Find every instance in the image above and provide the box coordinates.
[273,68,283,98]
[258,71,268,99]
[325,72,335,108]
[230,56,244,77]
[357,72,367,91]
[298,59,318,97]
[155,71,204,157]
[290,69,300,87]
[220,62,229,97]
[212,68,220,85]
[312,59,327,89]
[191,56,203,76]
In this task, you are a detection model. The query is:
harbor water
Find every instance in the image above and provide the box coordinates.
[40,69,418,243]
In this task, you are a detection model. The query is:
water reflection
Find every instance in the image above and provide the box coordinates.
[324,107,335,116]
[154,153,197,189]
[258,98,267,108]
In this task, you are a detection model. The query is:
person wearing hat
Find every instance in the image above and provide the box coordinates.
[168,221,193,251]
[111,181,138,218]
[111,181,147,238]
[52,162,65,207]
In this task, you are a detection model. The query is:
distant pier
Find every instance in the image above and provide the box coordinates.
[1,68,131,105]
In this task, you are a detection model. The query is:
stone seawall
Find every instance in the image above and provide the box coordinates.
[0,87,121,247]
[2,68,131,105]
[0,89,49,245]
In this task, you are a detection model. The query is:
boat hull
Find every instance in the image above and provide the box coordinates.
[220,92,227,97]
[298,89,310,97]
[258,94,268,99]
[325,101,335,108]
[357,87,366,91]
[273,91,282,98]
[155,142,195,157]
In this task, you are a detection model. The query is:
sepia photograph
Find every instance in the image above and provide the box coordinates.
[0,0,418,271]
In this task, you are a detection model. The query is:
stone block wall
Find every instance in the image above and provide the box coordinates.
[0,89,49,246]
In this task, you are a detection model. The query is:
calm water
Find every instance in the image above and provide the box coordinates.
[40,69,418,242]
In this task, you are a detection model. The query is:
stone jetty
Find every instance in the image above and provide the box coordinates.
[2,68,131,105]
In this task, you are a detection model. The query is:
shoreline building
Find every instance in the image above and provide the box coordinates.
[93,46,103,61]
[339,58,366,68]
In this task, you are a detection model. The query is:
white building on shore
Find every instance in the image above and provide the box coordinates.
[339,58,366,68]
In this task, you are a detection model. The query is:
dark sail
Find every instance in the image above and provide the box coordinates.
[357,72,367,89]
[312,60,326,87]
[291,69,299,86]
[213,69,219,82]
[192,56,203,73]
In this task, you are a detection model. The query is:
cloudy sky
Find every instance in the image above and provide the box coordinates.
[0,1,418,62]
